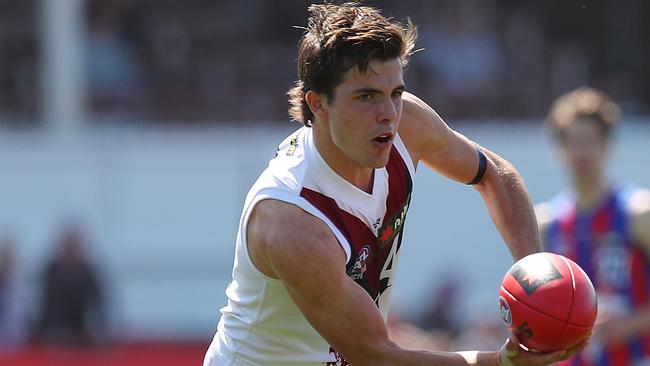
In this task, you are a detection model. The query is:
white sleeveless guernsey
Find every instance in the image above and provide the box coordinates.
[204,127,415,366]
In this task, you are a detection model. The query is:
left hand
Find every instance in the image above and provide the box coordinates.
[497,336,588,366]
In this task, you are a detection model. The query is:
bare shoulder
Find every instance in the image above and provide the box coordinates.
[628,189,650,249]
[398,92,452,163]
[247,199,346,278]
[399,92,448,141]
[399,92,489,182]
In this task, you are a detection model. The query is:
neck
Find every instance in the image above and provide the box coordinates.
[312,128,374,193]
[573,173,607,209]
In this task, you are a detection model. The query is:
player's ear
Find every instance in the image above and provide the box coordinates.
[305,90,328,121]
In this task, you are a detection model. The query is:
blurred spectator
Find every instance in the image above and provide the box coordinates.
[417,2,504,118]
[0,236,29,351]
[85,1,148,118]
[548,44,590,101]
[2,0,649,123]
[36,225,107,347]
[415,275,463,337]
[389,322,453,352]
[0,1,39,122]
[500,9,546,116]
[451,300,509,352]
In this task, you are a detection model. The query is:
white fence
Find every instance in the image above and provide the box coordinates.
[1,119,648,339]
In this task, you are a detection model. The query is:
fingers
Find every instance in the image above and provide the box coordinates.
[500,336,589,366]
[507,336,520,347]
[497,338,517,366]
[544,338,589,363]
[501,336,589,366]
[504,337,519,354]
[541,349,567,363]
[563,339,589,359]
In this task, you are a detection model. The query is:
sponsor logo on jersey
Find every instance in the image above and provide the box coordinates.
[377,194,411,248]
[498,296,512,326]
[286,135,298,156]
[347,245,371,280]
[510,256,563,296]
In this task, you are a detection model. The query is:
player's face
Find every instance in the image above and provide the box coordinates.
[321,58,405,170]
[559,118,609,181]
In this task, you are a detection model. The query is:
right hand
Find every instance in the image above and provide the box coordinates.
[497,337,588,366]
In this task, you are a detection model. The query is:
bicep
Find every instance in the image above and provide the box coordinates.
[426,130,485,184]
[398,92,483,184]
[249,200,393,363]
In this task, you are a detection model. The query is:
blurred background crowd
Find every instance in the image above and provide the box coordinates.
[1,0,649,365]
[1,0,650,125]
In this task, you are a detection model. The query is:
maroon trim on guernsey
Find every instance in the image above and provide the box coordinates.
[301,147,412,365]
[299,146,413,300]
[385,145,413,216]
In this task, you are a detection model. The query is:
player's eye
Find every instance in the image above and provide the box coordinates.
[391,90,404,98]
[357,94,374,102]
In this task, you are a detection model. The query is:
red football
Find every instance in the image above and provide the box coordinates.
[498,252,597,352]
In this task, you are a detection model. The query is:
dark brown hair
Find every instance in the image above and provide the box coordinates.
[288,2,417,126]
[547,87,622,140]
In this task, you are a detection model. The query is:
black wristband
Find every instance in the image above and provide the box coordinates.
[466,149,487,185]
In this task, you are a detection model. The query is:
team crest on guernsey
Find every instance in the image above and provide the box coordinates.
[594,235,630,289]
[347,245,371,280]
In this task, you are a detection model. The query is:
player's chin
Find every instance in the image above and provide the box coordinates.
[367,143,392,166]
[367,154,391,169]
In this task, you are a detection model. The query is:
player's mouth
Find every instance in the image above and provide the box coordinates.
[372,132,394,148]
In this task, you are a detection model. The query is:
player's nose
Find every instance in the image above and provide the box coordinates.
[377,96,398,124]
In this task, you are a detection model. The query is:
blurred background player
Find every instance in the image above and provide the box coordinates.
[537,87,650,365]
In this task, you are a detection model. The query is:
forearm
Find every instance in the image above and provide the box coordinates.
[474,150,541,260]
[367,346,498,366]
[314,296,502,366]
